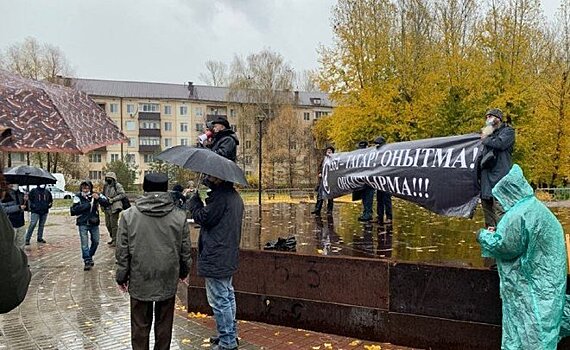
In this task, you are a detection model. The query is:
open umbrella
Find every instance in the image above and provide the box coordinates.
[3,165,57,186]
[156,146,248,186]
[0,70,127,154]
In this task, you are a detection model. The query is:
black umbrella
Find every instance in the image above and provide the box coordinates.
[3,165,57,186]
[156,146,248,186]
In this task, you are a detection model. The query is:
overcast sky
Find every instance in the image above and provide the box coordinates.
[0,0,335,85]
[0,0,562,85]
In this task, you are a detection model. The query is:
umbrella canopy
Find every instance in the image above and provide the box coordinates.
[3,165,57,186]
[156,146,248,186]
[0,70,127,154]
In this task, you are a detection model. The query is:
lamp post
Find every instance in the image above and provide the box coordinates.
[257,115,265,206]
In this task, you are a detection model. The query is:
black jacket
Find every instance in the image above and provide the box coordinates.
[479,124,515,199]
[70,181,108,226]
[28,187,52,215]
[1,189,26,228]
[188,183,244,278]
[208,129,239,162]
[0,206,31,313]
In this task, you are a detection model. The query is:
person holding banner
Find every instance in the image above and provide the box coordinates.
[477,164,566,350]
[312,146,335,216]
[373,136,393,224]
[479,108,515,228]
[356,140,375,222]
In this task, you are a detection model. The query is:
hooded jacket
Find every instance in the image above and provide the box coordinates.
[115,192,192,302]
[28,186,52,215]
[0,206,31,313]
[479,123,515,199]
[208,129,239,162]
[188,182,244,278]
[70,180,108,226]
[102,172,126,213]
[477,165,566,349]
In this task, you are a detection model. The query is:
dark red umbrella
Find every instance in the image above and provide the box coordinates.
[0,70,127,154]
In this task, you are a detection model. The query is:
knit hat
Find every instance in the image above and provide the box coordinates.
[212,117,230,129]
[485,108,503,121]
[357,141,368,149]
[143,173,168,192]
[374,136,386,146]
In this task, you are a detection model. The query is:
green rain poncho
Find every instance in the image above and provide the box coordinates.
[478,165,567,350]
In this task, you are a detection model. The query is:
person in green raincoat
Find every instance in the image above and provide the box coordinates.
[477,164,567,349]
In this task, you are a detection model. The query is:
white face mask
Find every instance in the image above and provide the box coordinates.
[485,117,496,126]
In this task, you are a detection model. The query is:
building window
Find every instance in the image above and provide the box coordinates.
[139,121,160,129]
[164,122,172,131]
[164,138,172,148]
[244,156,252,165]
[245,140,252,149]
[140,137,160,146]
[244,125,251,134]
[126,121,136,131]
[139,103,160,112]
[290,141,297,150]
[143,154,155,163]
[230,109,236,118]
[180,123,188,132]
[164,105,172,115]
[195,123,204,132]
[127,104,135,114]
[128,137,137,148]
[315,111,329,119]
[124,154,135,164]
[180,138,188,146]
[179,106,188,115]
[110,154,119,162]
[89,171,102,180]
[303,112,310,121]
[89,153,102,163]
[71,154,80,163]
[110,103,119,113]
[245,170,252,176]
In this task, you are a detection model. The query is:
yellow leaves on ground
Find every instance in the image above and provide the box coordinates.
[187,311,208,318]
[364,345,382,350]
[349,340,362,346]
[181,339,191,345]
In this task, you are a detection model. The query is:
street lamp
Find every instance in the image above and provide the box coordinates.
[257,115,265,206]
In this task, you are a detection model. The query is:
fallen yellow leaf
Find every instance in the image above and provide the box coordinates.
[181,339,191,344]
[349,340,361,346]
[312,347,321,350]
[324,343,333,349]
[364,345,381,350]
[274,331,280,336]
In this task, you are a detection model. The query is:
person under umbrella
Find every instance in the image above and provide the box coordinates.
[25,183,53,245]
[187,174,244,350]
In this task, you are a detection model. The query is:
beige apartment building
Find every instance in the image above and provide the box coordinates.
[35,78,334,185]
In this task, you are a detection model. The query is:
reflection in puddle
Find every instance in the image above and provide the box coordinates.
[189,200,570,268]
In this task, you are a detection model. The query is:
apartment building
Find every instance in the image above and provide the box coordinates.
[11,78,334,185]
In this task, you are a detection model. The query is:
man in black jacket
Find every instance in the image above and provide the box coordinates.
[25,184,53,245]
[207,117,239,162]
[70,180,108,271]
[187,175,244,350]
[479,108,515,228]
[1,182,27,249]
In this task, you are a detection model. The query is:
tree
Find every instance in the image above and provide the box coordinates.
[295,69,320,92]
[148,160,197,188]
[198,60,228,87]
[2,37,72,82]
[102,159,139,192]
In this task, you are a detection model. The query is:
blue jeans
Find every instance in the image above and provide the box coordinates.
[78,225,100,263]
[26,212,48,242]
[205,277,237,349]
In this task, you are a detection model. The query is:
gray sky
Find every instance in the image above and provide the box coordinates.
[0,0,335,84]
[0,0,562,85]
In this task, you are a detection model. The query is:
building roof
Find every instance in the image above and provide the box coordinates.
[71,78,334,108]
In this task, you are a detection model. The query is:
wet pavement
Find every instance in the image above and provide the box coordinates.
[0,212,418,350]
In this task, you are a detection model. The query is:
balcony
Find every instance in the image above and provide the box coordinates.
[139,144,161,153]
[139,128,161,137]
[139,112,161,120]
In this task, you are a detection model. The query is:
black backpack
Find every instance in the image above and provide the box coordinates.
[120,196,131,210]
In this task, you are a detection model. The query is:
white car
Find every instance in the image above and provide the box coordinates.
[49,186,74,199]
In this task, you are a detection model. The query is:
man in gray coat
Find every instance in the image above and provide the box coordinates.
[102,171,126,246]
[479,108,515,228]
[187,175,244,350]
[116,173,192,350]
